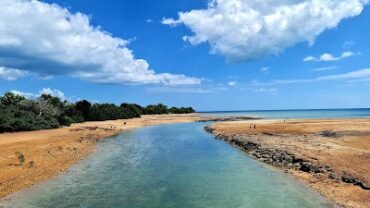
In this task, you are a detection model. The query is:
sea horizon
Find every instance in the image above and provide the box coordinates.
[198,108,370,119]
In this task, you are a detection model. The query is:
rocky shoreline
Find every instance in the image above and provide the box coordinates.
[205,126,369,191]
[198,116,258,122]
[204,119,370,208]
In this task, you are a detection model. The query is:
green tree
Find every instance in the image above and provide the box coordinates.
[75,100,92,120]
[0,92,25,106]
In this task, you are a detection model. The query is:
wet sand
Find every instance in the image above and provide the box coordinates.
[0,114,206,198]
[207,118,370,208]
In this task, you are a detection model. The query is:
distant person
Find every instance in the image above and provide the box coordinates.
[254,124,256,129]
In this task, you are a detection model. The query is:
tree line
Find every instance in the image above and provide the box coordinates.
[0,92,195,133]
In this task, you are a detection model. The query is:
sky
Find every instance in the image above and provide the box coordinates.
[0,0,370,111]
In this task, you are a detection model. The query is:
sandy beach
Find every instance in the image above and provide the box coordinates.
[0,114,208,198]
[206,118,370,208]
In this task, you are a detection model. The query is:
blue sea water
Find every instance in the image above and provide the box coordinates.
[0,123,334,208]
[200,108,370,119]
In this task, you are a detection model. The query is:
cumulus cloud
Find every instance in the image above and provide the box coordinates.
[0,0,201,85]
[39,88,66,100]
[11,88,66,100]
[10,90,36,98]
[163,0,369,61]
[0,67,27,80]
[303,51,357,62]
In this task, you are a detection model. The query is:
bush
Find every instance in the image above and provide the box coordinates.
[58,115,75,126]
[15,151,25,166]
[0,92,196,133]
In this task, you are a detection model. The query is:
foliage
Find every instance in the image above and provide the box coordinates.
[0,92,195,133]
[168,107,195,114]
[15,151,25,166]
[143,104,169,115]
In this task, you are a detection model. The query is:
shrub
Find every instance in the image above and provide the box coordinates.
[0,92,196,133]
[15,151,25,166]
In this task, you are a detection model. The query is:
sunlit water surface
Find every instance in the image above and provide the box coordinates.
[0,123,334,208]
[201,108,370,119]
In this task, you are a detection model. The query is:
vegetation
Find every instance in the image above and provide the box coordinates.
[15,151,25,166]
[0,92,195,133]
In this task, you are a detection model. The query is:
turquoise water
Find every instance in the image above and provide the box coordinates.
[0,123,334,208]
[201,108,370,119]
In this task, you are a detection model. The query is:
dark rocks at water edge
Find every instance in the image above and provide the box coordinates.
[204,126,370,190]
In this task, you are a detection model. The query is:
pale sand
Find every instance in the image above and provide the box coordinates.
[209,118,370,208]
[0,114,205,198]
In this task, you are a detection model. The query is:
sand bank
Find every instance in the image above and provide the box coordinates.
[206,118,370,208]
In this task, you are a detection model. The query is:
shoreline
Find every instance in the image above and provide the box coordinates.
[206,118,370,208]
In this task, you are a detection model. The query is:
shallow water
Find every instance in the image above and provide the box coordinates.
[201,108,370,119]
[1,123,334,208]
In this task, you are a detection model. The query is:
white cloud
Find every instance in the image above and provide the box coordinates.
[318,68,370,81]
[228,81,237,86]
[303,56,316,62]
[254,88,277,93]
[343,39,355,48]
[147,87,212,94]
[252,68,370,86]
[10,90,36,98]
[311,66,337,72]
[163,0,369,61]
[162,18,181,26]
[147,84,229,94]
[303,51,357,62]
[260,67,270,73]
[0,67,27,80]
[0,0,201,86]
[39,88,66,100]
[10,88,66,100]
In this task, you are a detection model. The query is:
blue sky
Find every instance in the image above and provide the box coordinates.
[0,0,370,111]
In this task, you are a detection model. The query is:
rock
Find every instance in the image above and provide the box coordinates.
[320,130,337,138]
[361,183,370,190]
